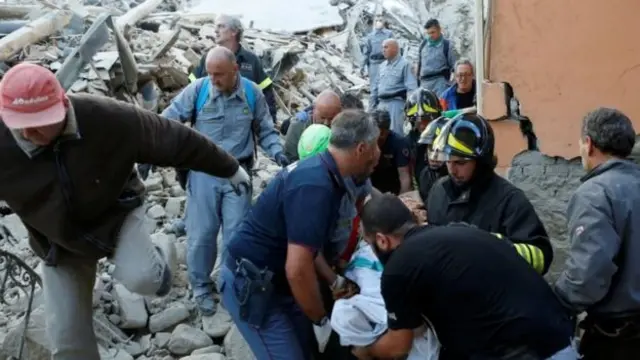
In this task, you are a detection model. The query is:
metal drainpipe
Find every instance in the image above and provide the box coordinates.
[474,0,485,115]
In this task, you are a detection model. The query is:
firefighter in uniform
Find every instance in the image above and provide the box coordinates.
[416,116,450,203]
[427,113,553,275]
[404,88,443,186]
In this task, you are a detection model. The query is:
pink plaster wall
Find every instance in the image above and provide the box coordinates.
[485,0,640,166]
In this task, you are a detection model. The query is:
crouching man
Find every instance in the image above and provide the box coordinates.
[352,194,578,360]
[0,63,250,360]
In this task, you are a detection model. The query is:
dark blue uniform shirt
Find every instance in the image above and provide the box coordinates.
[370,131,411,194]
[227,151,346,295]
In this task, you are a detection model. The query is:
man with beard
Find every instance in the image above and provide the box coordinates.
[351,194,577,360]
[426,113,553,275]
[404,88,443,186]
[416,116,450,203]
[220,110,380,359]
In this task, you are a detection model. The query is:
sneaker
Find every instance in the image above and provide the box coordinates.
[196,294,217,316]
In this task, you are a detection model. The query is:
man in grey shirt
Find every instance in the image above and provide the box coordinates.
[371,39,417,134]
[555,107,640,359]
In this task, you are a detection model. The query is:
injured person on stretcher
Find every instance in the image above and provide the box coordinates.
[329,240,441,360]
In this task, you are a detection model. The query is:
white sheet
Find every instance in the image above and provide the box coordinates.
[330,243,440,360]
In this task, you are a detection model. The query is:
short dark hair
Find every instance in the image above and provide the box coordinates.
[340,93,364,110]
[581,107,636,158]
[361,193,416,235]
[424,19,440,29]
[371,109,391,131]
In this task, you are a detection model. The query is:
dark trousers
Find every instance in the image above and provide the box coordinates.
[309,279,356,360]
[579,326,640,359]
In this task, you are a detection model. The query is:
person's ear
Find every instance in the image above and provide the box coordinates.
[584,135,595,156]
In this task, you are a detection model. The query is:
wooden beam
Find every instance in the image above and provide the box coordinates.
[0,10,72,62]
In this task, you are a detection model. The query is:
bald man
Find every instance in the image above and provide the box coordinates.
[162,46,287,316]
[371,39,417,134]
[284,89,342,161]
[190,15,278,122]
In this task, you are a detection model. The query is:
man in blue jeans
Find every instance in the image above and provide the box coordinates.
[161,46,289,315]
[221,109,381,359]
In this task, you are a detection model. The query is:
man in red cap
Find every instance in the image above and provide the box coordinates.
[0,63,251,359]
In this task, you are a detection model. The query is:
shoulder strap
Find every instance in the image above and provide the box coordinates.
[418,38,428,56]
[240,76,257,114]
[443,39,450,66]
[192,78,210,125]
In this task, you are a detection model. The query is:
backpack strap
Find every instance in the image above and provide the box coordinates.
[192,78,210,126]
[240,76,259,162]
[443,39,451,68]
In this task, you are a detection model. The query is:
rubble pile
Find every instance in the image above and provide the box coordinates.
[0,0,476,358]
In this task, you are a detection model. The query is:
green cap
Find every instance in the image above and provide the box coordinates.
[298,124,331,160]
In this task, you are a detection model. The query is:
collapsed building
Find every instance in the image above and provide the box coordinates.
[0,0,476,359]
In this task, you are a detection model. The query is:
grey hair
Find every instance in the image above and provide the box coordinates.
[330,110,380,149]
[206,46,236,64]
[219,15,244,42]
[454,58,474,74]
[581,107,635,157]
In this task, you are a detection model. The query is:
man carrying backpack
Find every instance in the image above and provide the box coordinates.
[416,19,458,96]
[161,46,288,316]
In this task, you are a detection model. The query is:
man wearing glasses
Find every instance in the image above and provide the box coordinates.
[440,58,477,116]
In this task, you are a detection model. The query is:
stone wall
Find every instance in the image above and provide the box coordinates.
[506,151,584,282]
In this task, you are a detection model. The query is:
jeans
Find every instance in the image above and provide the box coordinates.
[42,206,169,360]
[377,99,406,135]
[220,264,312,360]
[186,171,251,298]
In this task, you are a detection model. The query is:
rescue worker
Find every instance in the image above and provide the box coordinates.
[369,109,412,194]
[427,113,553,275]
[190,15,278,122]
[370,39,417,134]
[352,194,577,360]
[554,107,640,359]
[298,123,365,360]
[280,92,362,137]
[404,88,443,185]
[440,58,477,116]
[361,16,393,97]
[416,19,458,95]
[416,116,450,202]
[220,110,380,359]
[283,90,342,162]
[162,46,288,316]
[0,63,250,360]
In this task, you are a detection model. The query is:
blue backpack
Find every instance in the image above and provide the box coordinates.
[192,76,260,159]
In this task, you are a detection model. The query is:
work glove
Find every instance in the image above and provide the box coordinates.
[274,152,290,168]
[312,317,332,353]
[331,274,360,300]
[229,165,251,195]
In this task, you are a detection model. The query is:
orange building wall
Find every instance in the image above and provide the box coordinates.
[483,0,640,172]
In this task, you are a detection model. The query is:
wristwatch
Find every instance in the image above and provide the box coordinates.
[313,316,329,326]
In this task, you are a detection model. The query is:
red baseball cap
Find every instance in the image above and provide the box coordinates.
[0,63,66,129]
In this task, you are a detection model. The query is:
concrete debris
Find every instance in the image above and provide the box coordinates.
[0,0,478,358]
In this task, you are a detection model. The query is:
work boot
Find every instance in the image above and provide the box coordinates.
[196,294,217,316]
[153,235,177,297]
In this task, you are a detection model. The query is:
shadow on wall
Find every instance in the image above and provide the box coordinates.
[506,138,640,282]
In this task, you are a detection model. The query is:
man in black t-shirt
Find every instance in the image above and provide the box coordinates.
[352,194,576,360]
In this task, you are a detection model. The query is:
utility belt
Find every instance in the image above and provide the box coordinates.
[378,89,407,101]
[369,54,385,61]
[225,255,274,328]
[422,68,451,81]
[580,312,640,340]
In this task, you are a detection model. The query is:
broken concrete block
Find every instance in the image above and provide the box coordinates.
[112,283,148,329]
